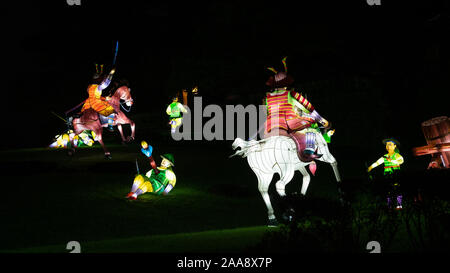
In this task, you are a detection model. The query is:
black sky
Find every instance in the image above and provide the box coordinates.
[3,0,449,154]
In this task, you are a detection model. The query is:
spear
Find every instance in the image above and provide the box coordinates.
[112,40,119,66]
[51,111,73,129]
[135,158,140,175]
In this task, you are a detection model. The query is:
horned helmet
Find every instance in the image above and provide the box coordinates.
[92,63,105,84]
[265,57,294,88]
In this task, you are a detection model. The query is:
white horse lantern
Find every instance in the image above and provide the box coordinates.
[231,131,341,226]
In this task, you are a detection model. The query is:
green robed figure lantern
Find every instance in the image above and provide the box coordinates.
[166,95,188,134]
[368,138,404,210]
[126,154,176,200]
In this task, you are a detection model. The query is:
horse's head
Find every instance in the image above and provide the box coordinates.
[231,138,245,150]
[115,85,134,107]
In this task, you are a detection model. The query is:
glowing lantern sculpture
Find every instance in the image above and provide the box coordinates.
[126,154,177,200]
[49,130,97,149]
[231,129,341,226]
[230,57,341,226]
[49,130,76,148]
[367,138,404,210]
[412,116,450,169]
[166,95,188,134]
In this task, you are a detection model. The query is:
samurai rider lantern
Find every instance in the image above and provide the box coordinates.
[166,94,188,134]
[264,57,331,162]
[80,63,116,131]
[126,154,176,200]
[368,138,405,210]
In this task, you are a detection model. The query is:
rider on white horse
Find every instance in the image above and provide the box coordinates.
[264,57,330,162]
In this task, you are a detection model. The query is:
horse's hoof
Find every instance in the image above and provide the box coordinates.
[105,154,112,160]
[267,218,279,227]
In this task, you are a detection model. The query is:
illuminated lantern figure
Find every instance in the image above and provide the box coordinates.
[166,96,188,134]
[49,130,76,148]
[76,130,97,147]
[231,130,341,226]
[126,154,177,200]
[264,57,330,162]
[412,116,450,169]
[141,140,160,175]
[368,138,404,210]
[80,64,116,131]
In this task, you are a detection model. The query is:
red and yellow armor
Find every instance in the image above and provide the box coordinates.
[266,90,315,132]
[81,84,115,116]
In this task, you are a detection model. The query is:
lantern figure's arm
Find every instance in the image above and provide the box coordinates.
[289,91,329,127]
[178,103,188,113]
[290,91,314,112]
[368,157,384,171]
[166,105,172,115]
[391,154,404,165]
[98,68,116,91]
[166,169,176,187]
[141,145,153,158]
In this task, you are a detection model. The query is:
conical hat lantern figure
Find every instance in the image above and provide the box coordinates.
[412,116,450,169]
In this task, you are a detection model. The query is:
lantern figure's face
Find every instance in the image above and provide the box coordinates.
[386,141,396,154]
[141,141,148,149]
[161,159,171,168]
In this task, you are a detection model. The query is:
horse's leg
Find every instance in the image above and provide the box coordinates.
[318,151,341,183]
[95,130,111,159]
[275,166,295,197]
[116,113,135,142]
[316,136,341,182]
[129,120,135,141]
[117,124,127,143]
[255,171,277,226]
[298,165,311,195]
[316,144,344,203]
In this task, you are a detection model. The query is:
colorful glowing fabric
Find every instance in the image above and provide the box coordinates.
[166,102,187,118]
[141,145,153,158]
[128,158,177,199]
[49,130,97,148]
[81,70,115,116]
[265,89,317,132]
[81,84,115,116]
[369,152,404,175]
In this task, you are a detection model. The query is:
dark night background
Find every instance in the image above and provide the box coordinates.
[0,0,450,257]
[2,0,449,169]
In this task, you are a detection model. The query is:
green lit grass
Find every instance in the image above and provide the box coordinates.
[9,226,272,253]
[0,141,272,252]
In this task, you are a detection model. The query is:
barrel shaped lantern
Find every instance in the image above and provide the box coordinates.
[413,116,450,168]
